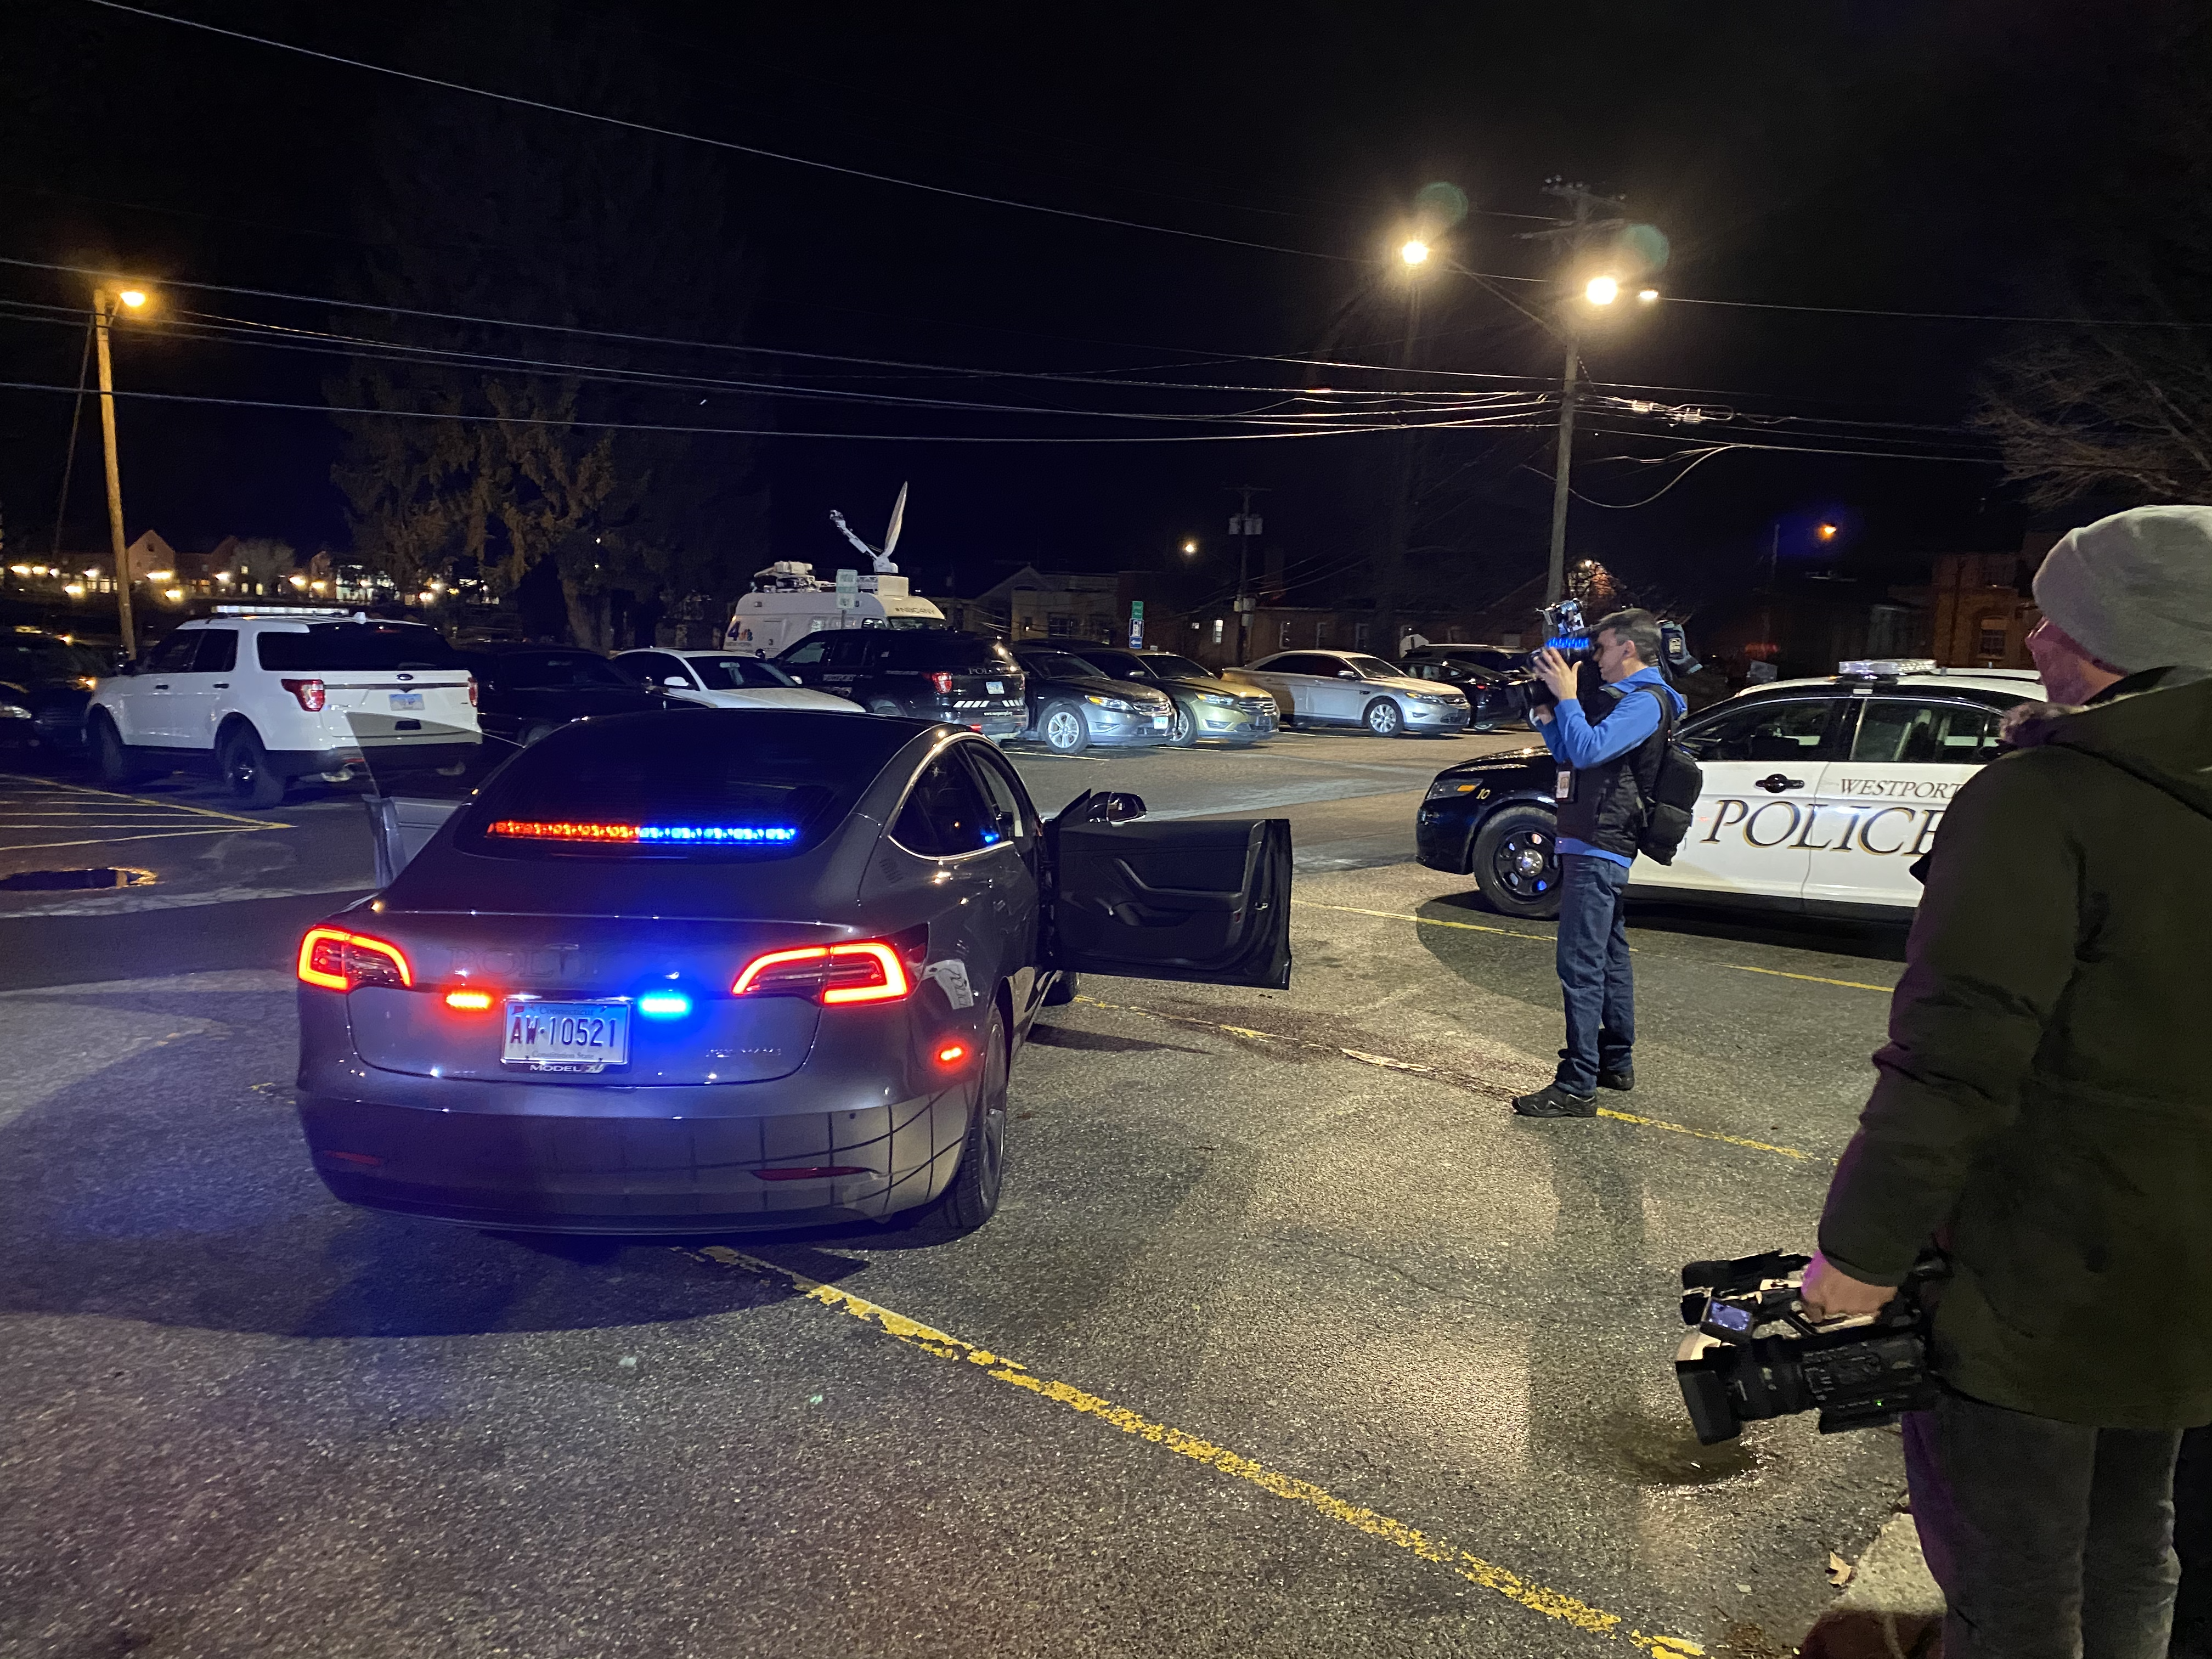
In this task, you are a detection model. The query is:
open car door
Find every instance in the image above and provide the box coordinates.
[347,710,512,887]
[1046,794,1291,988]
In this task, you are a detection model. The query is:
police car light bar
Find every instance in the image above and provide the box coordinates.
[213,605,356,617]
[1838,658,1940,678]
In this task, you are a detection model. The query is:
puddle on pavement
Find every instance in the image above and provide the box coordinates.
[0,866,159,891]
[1599,1408,1757,1486]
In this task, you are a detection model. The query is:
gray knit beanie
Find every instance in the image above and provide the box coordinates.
[2032,504,2212,673]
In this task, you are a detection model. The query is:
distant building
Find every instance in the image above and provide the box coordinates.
[970,566,1124,644]
[1926,535,2053,669]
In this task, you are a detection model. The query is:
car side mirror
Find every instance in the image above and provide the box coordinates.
[1092,791,1146,823]
[1338,669,1358,679]
[662,676,686,689]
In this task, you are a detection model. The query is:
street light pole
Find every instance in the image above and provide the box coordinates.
[92,287,137,659]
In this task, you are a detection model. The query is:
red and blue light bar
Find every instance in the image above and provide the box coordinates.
[487,820,799,845]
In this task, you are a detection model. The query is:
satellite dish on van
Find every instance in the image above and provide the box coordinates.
[829,481,909,574]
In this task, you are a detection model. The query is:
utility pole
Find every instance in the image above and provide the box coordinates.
[92,289,136,659]
[1519,180,1627,608]
[1226,484,1267,665]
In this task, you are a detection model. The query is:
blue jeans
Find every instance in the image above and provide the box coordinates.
[1554,854,1634,1095]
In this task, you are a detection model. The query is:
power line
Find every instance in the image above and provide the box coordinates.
[0,377,1539,445]
[81,0,1365,268]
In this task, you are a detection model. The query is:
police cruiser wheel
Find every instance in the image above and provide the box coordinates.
[1364,697,1406,737]
[1471,805,1562,920]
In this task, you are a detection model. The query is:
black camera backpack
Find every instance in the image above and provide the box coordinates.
[1630,684,1703,866]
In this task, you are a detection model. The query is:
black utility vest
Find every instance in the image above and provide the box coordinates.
[1556,682,1672,858]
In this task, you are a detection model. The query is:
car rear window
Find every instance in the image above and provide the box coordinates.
[456,710,911,861]
[480,651,630,690]
[689,656,796,690]
[257,624,465,672]
[876,631,1018,673]
[1017,650,1104,680]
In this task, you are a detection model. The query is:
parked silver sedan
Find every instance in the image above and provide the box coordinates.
[1231,650,1471,737]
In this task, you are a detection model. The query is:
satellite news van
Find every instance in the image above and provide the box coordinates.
[723,484,949,656]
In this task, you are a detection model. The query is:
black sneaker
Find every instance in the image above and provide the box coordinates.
[1598,1064,1634,1092]
[1512,1084,1598,1118]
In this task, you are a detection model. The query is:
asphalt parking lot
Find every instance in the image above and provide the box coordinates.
[0,726,1921,1658]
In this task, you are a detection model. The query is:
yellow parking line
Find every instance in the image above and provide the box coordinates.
[0,774,290,831]
[1725,964,1893,994]
[691,1245,1703,1657]
[1069,996,1819,1164]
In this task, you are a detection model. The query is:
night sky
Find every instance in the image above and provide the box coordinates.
[3,0,2201,616]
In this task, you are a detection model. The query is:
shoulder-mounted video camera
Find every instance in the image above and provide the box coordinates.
[1673,1251,1942,1444]
[1527,600,1701,706]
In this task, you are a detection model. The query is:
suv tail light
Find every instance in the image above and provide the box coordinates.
[731,941,911,1005]
[929,672,953,695]
[297,927,413,991]
[466,675,479,708]
[281,678,327,712]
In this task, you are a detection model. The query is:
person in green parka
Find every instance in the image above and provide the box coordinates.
[1800,504,2212,1659]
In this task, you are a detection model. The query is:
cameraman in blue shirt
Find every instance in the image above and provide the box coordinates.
[1513,607,1687,1118]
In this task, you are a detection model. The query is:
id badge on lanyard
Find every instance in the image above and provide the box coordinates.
[1555,768,1575,803]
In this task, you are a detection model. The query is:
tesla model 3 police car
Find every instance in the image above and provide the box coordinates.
[1415,659,2045,919]
[297,707,1290,1238]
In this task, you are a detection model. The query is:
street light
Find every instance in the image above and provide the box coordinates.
[1400,239,1431,266]
[1816,521,1840,541]
[1637,287,1660,303]
[1181,539,1198,556]
[1584,275,1620,306]
[92,283,155,657]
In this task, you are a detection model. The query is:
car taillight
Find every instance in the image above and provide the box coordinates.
[730,941,912,1005]
[281,678,327,712]
[929,672,953,694]
[297,927,413,991]
[466,675,479,708]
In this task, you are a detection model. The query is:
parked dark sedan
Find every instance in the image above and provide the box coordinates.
[1075,646,1278,746]
[298,708,1291,1237]
[1008,646,1176,754]
[0,627,109,759]
[1398,647,1534,732]
[458,645,663,748]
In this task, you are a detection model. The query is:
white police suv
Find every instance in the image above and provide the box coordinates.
[1417,659,2046,918]
[87,608,481,806]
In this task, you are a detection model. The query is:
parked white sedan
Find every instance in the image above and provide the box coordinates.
[1232,650,1471,737]
[612,649,864,713]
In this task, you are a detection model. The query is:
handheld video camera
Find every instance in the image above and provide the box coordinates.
[1526,599,1703,709]
[1673,1251,1940,1445]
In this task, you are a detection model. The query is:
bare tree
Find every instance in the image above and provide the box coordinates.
[1980,323,2212,510]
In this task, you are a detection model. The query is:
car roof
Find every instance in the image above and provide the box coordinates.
[1752,665,2044,699]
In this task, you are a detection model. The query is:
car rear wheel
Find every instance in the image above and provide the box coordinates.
[1364,697,1406,737]
[902,1003,1009,1239]
[1165,702,1197,746]
[1042,970,1079,1006]
[217,724,287,808]
[88,713,149,788]
[1040,701,1090,755]
[1471,804,1561,919]
[869,698,903,718]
